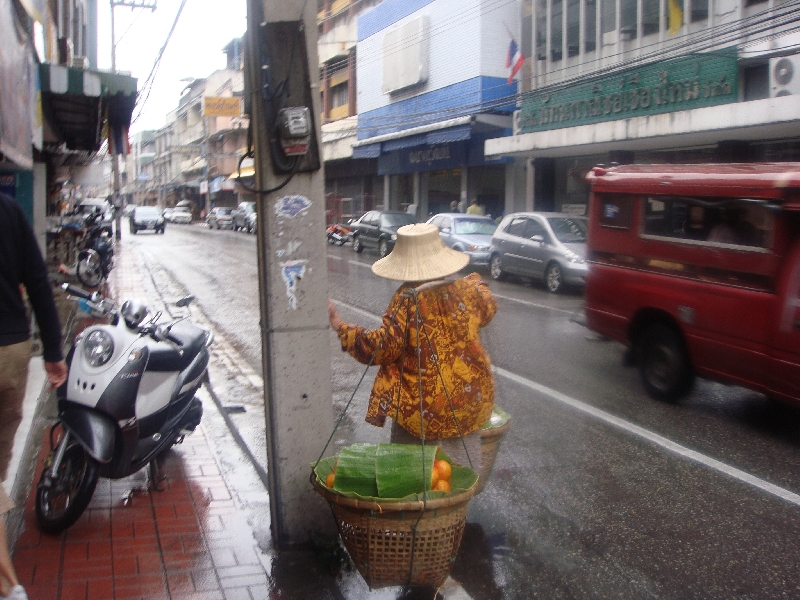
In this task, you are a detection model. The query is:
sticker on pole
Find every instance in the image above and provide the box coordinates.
[275,195,311,218]
[281,260,307,309]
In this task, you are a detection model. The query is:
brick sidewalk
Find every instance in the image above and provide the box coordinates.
[14,421,270,600]
[11,241,275,599]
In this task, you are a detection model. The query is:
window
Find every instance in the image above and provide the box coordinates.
[505,216,528,237]
[331,83,348,108]
[601,0,616,36]
[585,0,597,52]
[524,218,547,239]
[690,0,708,21]
[643,196,772,249]
[620,0,637,39]
[599,195,633,229]
[642,0,659,35]
[551,0,563,61]
[567,0,580,57]
[535,0,548,60]
[548,217,587,242]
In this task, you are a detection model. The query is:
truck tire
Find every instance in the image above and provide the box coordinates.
[638,323,694,402]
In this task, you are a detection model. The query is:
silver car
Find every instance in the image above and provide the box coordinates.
[489,212,588,293]
[426,213,497,266]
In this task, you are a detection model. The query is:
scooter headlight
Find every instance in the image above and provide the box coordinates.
[84,330,114,366]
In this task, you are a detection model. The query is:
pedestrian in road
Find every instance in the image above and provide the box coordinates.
[328,223,497,469]
[0,192,67,600]
[466,198,484,215]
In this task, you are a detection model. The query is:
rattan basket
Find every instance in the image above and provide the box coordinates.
[312,477,477,589]
[476,407,511,494]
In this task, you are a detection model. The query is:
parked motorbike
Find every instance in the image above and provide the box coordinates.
[326,223,351,246]
[35,283,213,534]
[76,211,115,287]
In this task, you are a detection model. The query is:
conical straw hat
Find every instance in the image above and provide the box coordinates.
[371,223,470,281]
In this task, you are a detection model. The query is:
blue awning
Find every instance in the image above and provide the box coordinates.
[426,124,472,145]
[352,143,381,159]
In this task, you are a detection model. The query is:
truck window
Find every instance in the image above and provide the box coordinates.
[599,195,633,229]
[643,196,773,250]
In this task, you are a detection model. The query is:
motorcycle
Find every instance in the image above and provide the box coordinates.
[326,223,351,246]
[76,211,115,287]
[35,283,213,534]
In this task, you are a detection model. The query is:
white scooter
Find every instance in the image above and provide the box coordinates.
[36,283,213,533]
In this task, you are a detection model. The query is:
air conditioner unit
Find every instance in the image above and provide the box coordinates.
[769,54,800,97]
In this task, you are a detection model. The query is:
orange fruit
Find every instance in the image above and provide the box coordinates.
[325,472,335,488]
[434,459,452,482]
[434,479,450,493]
[430,467,439,489]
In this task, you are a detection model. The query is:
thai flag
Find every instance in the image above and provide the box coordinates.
[506,38,524,85]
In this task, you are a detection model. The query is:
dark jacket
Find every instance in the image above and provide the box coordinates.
[0,192,63,362]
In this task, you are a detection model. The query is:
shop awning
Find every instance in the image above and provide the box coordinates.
[228,166,255,179]
[39,63,137,154]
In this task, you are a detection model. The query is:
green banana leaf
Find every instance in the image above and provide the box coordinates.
[331,443,379,497]
[313,443,478,502]
[375,443,439,498]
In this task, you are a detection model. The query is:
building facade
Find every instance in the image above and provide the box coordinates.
[350,0,521,221]
[485,0,800,215]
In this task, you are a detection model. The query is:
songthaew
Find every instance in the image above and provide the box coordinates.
[584,163,800,406]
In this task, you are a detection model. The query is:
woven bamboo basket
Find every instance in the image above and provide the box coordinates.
[312,477,477,590]
[476,407,511,494]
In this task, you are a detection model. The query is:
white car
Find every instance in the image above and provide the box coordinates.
[171,207,193,224]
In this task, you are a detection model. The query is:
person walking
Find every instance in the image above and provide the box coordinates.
[0,192,67,600]
[328,223,497,469]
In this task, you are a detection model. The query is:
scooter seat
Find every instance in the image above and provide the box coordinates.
[147,321,207,372]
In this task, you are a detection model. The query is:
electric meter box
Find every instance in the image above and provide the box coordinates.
[278,107,311,156]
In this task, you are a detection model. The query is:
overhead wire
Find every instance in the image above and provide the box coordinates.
[132,0,189,124]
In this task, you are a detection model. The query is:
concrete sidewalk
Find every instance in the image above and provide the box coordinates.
[3,237,479,599]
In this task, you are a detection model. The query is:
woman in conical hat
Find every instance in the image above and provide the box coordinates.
[328,223,497,468]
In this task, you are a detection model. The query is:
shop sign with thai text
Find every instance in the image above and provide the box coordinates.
[203,96,242,117]
[517,49,738,134]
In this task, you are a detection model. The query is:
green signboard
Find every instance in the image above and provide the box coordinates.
[517,48,739,134]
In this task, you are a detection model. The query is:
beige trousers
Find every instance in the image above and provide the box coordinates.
[0,341,30,515]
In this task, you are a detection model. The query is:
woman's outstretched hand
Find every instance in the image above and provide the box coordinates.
[328,299,343,330]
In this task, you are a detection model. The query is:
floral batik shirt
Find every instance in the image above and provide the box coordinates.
[336,273,497,439]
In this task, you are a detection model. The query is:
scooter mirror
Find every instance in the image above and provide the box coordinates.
[175,295,195,308]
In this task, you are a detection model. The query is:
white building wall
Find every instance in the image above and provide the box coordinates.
[356,0,482,113]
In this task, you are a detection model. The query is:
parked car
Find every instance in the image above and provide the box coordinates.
[426,213,497,266]
[350,210,417,257]
[489,212,588,293]
[123,204,136,217]
[129,206,165,234]
[233,201,257,233]
[162,207,174,222]
[206,207,235,229]
[171,207,193,224]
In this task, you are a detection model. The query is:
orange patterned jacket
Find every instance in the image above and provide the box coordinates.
[336,273,497,439]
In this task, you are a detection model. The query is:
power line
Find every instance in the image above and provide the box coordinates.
[132,0,189,124]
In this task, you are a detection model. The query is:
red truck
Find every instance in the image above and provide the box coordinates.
[584,163,800,404]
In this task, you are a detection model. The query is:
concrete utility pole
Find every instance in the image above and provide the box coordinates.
[244,0,335,547]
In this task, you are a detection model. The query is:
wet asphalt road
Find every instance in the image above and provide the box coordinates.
[125,222,800,598]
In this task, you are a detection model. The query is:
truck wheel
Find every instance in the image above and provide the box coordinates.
[352,236,363,253]
[490,255,505,280]
[36,439,100,534]
[545,262,563,293]
[638,323,693,402]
